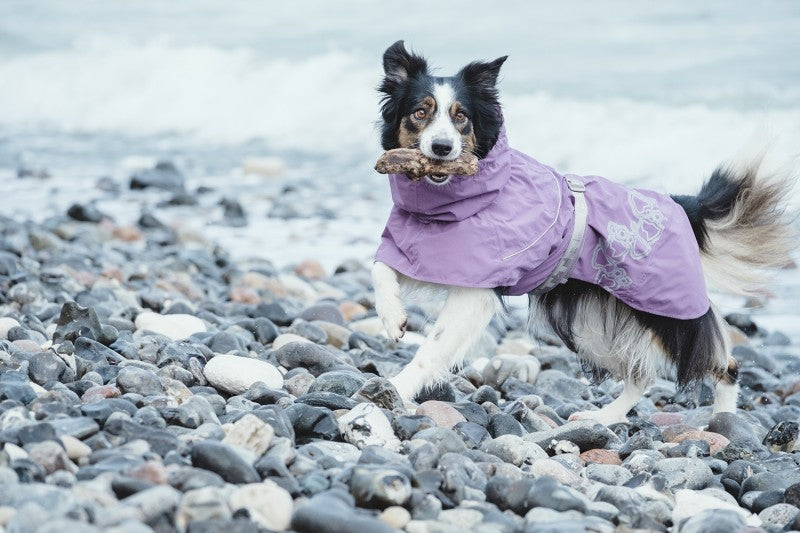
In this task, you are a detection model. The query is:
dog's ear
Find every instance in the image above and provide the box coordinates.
[382,40,428,82]
[458,55,508,88]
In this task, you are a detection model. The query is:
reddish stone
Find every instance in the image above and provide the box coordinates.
[648,412,686,427]
[113,225,143,242]
[339,301,368,322]
[670,430,731,454]
[128,460,167,485]
[536,413,559,429]
[580,449,622,465]
[81,385,121,403]
[294,259,326,280]
[229,286,260,305]
[416,401,467,429]
[661,424,699,442]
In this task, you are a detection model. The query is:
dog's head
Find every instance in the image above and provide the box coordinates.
[378,41,507,169]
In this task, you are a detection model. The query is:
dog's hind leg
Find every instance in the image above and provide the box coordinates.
[389,286,497,401]
[568,380,646,425]
[713,355,739,413]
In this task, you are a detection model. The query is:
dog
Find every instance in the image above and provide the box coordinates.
[372,40,795,425]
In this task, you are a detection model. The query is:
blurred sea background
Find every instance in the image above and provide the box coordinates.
[1,0,799,330]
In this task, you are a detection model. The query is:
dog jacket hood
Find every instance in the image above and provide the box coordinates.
[375,127,710,320]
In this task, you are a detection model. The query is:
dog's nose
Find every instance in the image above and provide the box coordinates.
[431,140,453,157]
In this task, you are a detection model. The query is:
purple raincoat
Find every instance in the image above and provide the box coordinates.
[375,127,710,320]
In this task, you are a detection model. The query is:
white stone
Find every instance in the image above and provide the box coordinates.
[380,506,411,529]
[349,316,386,337]
[60,435,92,462]
[204,355,283,394]
[228,481,292,531]
[3,443,27,461]
[242,156,285,177]
[222,414,275,456]
[272,333,312,350]
[526,459,584,489]
[0,317,20,340]
[482,434,548,466]
[338,402,401,452]
[134,312,206,340]
[439,508,484,528]
[672,489,761,527]
[176,487,232,532]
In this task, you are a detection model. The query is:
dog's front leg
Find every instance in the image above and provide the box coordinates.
[390,286,498,401]
[372,261,407,341]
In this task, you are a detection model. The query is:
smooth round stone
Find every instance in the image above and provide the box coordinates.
[759,503,800,528]
[190,441,260,484]
[350,466,412,508]
[393,415,436,441]
[204,354,282,394]
[299,303,345,326]
[654,458,713,490]
[120,485,182,523]
[291,489,396,533]
[308,371,365,397]
[677,509,749,533]
[275,341,346,376]
[29,352,67,385]
[175,486,232,530]
[453,421,490,449]
[670,430,731,454]
[116,367,164,396]
[585,464,633,486]
[487,413,524,437]
[229,481,293,530]
[0,317,21,339]
[482,434,547,467]
[416,401,467,429]
[272,333,312,350]
[59,435,91,461]
[379,506,411,529]
[134,312,206,340]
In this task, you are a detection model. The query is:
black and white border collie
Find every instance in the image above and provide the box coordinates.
[373,40,795,424]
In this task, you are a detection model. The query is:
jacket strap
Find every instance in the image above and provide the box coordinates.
[531,176,588,294]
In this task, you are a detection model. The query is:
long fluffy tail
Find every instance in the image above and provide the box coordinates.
[672,156,797,297]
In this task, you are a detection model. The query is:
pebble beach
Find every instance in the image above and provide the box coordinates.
[3,1,800,531]
[1,156,800,533]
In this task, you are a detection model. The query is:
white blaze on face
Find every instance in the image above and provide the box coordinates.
[419,82,461,161]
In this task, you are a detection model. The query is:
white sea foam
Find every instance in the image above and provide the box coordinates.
[1,38,798,197]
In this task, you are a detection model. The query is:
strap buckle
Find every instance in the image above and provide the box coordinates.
[566,177,585,193]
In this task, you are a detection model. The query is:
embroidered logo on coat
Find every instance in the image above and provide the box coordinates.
[592,190,666,291]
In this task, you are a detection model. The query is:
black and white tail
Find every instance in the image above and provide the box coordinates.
[672,156,797,297]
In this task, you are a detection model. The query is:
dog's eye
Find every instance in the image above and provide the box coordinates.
[413,109,427,120]
[454,112,467,122]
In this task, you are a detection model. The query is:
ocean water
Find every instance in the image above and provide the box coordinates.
[1,1,800,324]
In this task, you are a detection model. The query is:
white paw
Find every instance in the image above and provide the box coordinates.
[376,295,407,342]
[568,409,627,426]
[389,368,423,403]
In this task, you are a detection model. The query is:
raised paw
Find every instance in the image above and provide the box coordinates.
[376,296,407,342]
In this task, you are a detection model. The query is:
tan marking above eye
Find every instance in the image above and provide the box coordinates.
[450,102,468,122]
